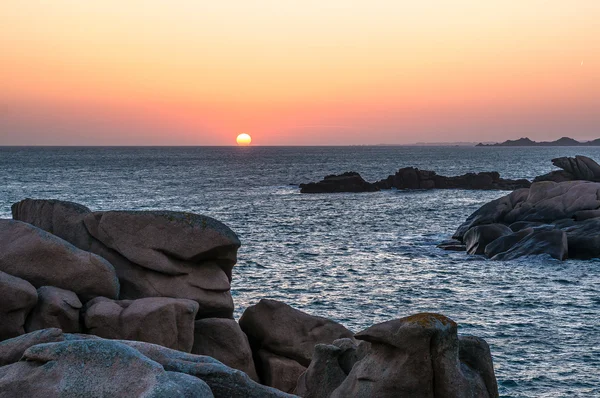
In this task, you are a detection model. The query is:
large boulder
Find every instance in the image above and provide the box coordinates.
[192,318,258,381]
[0,339,213,397]
[300,172,379,193]
[240,299,353,391]
[562,218,600,258]
[463,224,512,255]
[0,219,119,302]
[83,296,199,352]
[12,199,241,318]
[329,313,498,398]
[25,286,82,333]
[119,340,297,398]
[484,228,534,258]
[0,271,37,341]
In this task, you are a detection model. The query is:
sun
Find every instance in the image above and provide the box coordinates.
[236,133,252,146]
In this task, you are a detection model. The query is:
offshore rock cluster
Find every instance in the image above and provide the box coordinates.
[1,198,498,397]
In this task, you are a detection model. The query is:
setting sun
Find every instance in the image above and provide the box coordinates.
[236,133,252,146]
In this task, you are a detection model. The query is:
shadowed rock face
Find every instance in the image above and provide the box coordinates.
[0,271,37,341]
[0,219,119,302]
[25,286,82,334]
[12,199,240,318]
[0,339,214,398]
[240,299,354,392]
[535,155,600,182]
[83,296,199,352]
[300,172,379,193]
[298,313,498,398]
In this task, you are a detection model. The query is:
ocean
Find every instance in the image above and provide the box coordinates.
[1,146,599,397]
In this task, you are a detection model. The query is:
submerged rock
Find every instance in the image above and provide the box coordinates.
[300,172,379,193]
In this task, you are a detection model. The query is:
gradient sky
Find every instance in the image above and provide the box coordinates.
[1,1,598,145]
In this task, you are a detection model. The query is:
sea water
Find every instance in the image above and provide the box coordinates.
[1,146,599,397]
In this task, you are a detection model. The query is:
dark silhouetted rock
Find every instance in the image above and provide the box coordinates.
[83,296,198,352]
[0,328,64,367]
[300,172,379,193]
[436,239,466,251]
[563,218,600,259]
[478,137,599,147]
[491,229,568,261]
[119,340,297,398]
[459,336,499,398]
[25,287,82,333]
[192,318,258,381]
[0,271,37,341]
[0,220,119,302]
[534,155,600,182]
[463,224,513,255]
[375,167,530,191]
[330,313,498,398]
[0,339,214,398]
[12,199,240,318]
[484,228,534,258]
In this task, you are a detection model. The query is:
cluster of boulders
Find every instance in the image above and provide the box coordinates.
[300,168,530,193]
[440,177,600,260]
[534,155,600,183]
[1,198,499,397]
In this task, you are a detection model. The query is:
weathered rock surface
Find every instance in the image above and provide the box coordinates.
[83,296,199,352]
[447,178,600,260]
[0,339,214,398]
[325,313,498,398]
[463,224,513,255]
[12,199,240,318]
[192,317,259,381]
[120,340,297,398]
[300,172,379,193]
[240,299,354,392]
[375,167,530,191]
[25,286,82,333]
[0,328,64,367]
[0,219,119,302]
[491,229,568,261]
[0,271,38,341]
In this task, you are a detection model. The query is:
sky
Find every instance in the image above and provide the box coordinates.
[0,1,598,145]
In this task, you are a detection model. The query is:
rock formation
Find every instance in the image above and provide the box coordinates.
[240,299,354,392]
[0,271,37,341]
[299,172,379,193]
[534,155,600,183]
[375,168,530,190]
[25,286,82,333]
[12,199,240,318]
[445,179,600,260]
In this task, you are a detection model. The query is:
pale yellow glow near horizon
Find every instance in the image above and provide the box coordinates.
[0,0,598,145]
[236,133,252,146]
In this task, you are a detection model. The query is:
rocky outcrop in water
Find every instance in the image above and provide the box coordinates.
[375,168,530,190]
[534,155,600,183]
[300,172,379,193]
[445,179,600,260]
[2,198,499,397]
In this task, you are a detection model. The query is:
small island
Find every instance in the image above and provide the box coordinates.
[476,137,600,147]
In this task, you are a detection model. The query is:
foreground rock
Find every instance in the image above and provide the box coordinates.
[0,219,119,301]
[446,179,600,260]
[12,199,240,318]
[300,172,379,193]
[240,299,354,392]
[0,339,213,398]
[0,330,296,398]
[25,286,82,333]
[298,313,498,398]
[192,318,259,381]
[375,168,530,190]
[0,271,37,341]
[83,296,199,352]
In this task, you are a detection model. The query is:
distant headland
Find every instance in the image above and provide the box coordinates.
[476,137,600,147]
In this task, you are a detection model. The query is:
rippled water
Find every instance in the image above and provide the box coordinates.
[1,146,599,397]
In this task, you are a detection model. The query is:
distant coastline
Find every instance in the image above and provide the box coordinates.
[476,137,600,147]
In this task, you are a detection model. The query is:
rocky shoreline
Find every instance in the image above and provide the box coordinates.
[0,198,499,397]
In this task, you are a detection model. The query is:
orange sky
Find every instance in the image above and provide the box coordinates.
[1,1,598,145]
